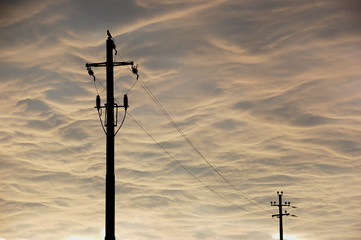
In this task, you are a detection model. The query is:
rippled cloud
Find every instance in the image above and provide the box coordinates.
[0,1,360,240]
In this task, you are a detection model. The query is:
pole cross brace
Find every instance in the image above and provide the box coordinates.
[272,213,290,218]
[86,61,134,68]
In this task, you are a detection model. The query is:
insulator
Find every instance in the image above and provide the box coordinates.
[132,65,138,75]
[88,69,94,76]
[123,94,128,109]
[96,95,101,110]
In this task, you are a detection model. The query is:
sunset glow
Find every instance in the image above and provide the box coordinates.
[272,234,305,240]
[1,1,360,240]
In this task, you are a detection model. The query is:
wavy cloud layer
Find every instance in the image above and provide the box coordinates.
[0,1,360,240]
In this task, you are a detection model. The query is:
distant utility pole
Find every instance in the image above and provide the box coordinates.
[86,31,134,240]
[270,191,297,240]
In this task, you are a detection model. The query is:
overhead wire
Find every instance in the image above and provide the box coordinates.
[114,53,138,94]
[93,38,271,214]
[126,76,138,94]
[93,79,100,95]
[88,66,264,216]
[89,71,125,135]
[87,43,129,136]
[89,73,106,134]
[95,78,106,93]
[127,112,266,216]
[97,109,107,134]
[128,69,272,214]
[114,108,127,136]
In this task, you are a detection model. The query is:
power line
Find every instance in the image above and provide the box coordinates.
[90,73,261,215]
[91,63,270,214]
[114,51,138,94]
[127,112,266,216]
[102,39,270,214]
[133,72,271,214]
[89,59,269,218]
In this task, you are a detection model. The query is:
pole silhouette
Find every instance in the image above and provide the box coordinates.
[270,191,296,240]
[105,33,115,240]
[86,31,133,240]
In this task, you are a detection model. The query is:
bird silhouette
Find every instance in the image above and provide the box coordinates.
[107,30,113,39]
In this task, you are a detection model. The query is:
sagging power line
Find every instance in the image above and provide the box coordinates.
[87,32,272,221]
[123,62,271,214]
[90,67,266,217]
[127,112,266,215]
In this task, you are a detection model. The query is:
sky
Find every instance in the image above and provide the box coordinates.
[0,0,361,240]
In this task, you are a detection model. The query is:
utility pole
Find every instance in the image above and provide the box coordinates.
[86,31,134,240]
[270,191,297,240]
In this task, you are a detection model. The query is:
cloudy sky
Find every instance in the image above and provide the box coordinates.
[1,0,361,240]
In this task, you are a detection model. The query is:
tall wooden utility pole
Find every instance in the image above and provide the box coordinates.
[86,31,133,240]
[270,191,296,240]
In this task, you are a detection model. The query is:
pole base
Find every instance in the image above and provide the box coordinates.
[105,236,115,240]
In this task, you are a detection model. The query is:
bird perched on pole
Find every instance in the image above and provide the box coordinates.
[107,30,113,39]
